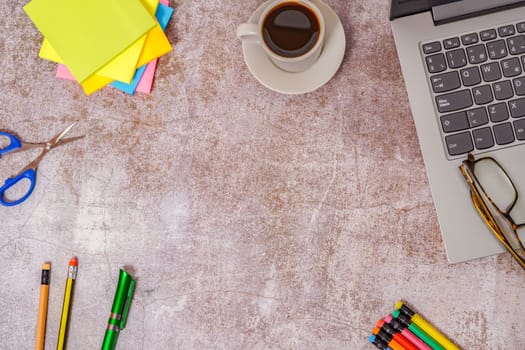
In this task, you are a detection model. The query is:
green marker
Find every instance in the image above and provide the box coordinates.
[392,310,445,350]
[101,269,136,350]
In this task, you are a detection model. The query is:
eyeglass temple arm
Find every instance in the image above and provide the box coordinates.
[471,189,525,270]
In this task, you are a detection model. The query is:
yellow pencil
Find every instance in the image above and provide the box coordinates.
[35,262,51,350]
[57,258,77,350]
[396,301,460,350]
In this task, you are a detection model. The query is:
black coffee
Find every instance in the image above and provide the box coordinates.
[262,2,320,58]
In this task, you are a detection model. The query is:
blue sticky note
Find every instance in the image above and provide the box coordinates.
[111,3,174,95]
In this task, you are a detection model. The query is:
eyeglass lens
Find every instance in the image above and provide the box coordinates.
[473,158,515,213]
[472,158,525,256]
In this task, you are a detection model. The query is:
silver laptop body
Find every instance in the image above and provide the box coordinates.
[390,0,525,263]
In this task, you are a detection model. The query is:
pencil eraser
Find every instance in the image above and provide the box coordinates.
[42,263,51,270]
[69,257,78,266]
[384,314,392,323]
[376,319,385,328]
[368,335,376,343]
[395,301,404,309]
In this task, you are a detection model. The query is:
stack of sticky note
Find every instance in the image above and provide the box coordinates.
[23,0,174,95]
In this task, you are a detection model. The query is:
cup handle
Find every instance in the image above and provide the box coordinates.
[236,23,259,43]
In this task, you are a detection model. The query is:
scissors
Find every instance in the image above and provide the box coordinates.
[0,122,84,206]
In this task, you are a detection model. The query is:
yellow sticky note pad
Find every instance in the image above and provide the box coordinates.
[24,0,156,82]
[78,11,172,95]
[39,40,61,62]
[38,0,160,84]
[98,35,146,82]
[136,21,172,68]
[40,36,144,83]
[140,0,159,14]
[40,46,113,95]
[81,76,114,95]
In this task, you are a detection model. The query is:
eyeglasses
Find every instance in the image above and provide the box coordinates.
[460,153,525,269]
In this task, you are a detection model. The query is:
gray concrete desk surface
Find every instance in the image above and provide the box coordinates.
[1,0,524,349]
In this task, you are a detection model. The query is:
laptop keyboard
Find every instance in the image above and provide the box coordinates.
[421,20,525,158]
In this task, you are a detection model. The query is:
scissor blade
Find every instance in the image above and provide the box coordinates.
[52,135,85,148]
[49,122,78,146]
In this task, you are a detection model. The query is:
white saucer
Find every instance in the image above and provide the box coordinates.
[241,0,346,94]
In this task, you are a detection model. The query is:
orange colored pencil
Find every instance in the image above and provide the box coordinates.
[35,262,51,350]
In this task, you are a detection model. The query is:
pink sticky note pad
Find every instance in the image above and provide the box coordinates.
[135,58,158,94]
[56,64,76,81]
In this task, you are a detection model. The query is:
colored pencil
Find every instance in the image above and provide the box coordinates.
[385,314,432,350]
[396,301,460,350]
[35,262,51,350]
[57,258,77,350]
[393,310,445,350]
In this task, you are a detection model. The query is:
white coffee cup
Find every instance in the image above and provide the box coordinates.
[236,0,325,73]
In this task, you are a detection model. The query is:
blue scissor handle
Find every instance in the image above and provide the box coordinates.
[0,131,22,156]
[0,168,37,206]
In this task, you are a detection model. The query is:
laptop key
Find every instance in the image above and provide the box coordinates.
[446,49,467,68]
[498,25,515,37]
[436,89,473,113]
[480,62,501,82]
[445,132,474,155]
[501,57,522,77]
[420,21,525,158]
[508,97,525,117]
[472,127,494,149]
[422,41,442,54]
[493,80,514,100]
[460,67,481,86]
[467,44,487,64]
[430,71,460,93]
[480,29,497,41]
[487,40,507,59]
[425,53,447,73]
[440,111,469,133]
[513,77,525,95]
[513,119,525,140]
[507,35,525,55]
[472,85,493,105]
[488,102,509,122]
[461,33,478,45]
[443,37,460,49]
[466,107,489,127]
[493,122,515,144]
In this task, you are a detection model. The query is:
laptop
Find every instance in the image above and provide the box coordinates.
[390,0,525,263]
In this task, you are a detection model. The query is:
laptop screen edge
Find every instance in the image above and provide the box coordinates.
[390,0,525,21]
[390,0,461,20]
